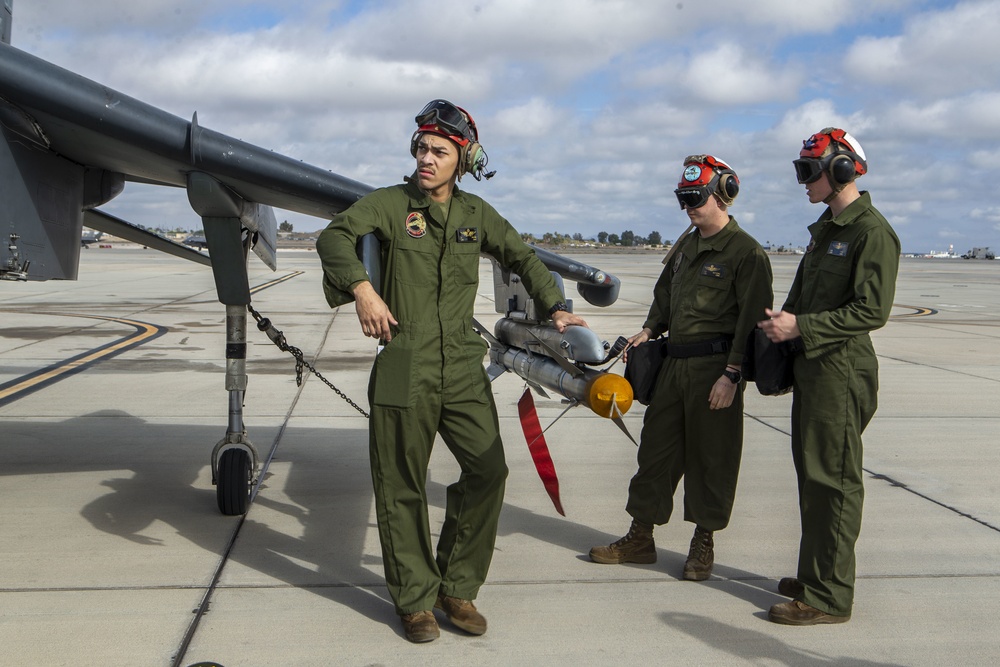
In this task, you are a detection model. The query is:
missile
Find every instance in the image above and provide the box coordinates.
[478,317,634,428]
[493,317,608,365]
[491,344,633,420]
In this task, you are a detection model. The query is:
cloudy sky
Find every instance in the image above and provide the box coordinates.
[13,0,1000,253]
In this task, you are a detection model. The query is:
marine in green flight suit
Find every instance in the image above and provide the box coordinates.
[762,128,900,625]
[316,100,588,643]
[590,155,773,582]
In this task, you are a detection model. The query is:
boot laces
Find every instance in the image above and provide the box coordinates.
[689,528,713,560]
[613,522,650,547]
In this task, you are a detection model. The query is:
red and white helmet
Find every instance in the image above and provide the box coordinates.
[674,154,740,209]
[793,127,867,186]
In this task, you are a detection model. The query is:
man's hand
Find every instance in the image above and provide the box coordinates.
[758,307,799,343]
[623,328,653,363]
[352,281,399,341]
[708,373,738,410]
[550,310,589,333]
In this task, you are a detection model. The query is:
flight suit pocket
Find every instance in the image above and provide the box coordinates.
[393,240,438,287]
[371,335,413,408]
[692,273,733,315]
[815,256,851,292]
[451,241,481,285]
[457,330,490,404]
[849,356,879,432]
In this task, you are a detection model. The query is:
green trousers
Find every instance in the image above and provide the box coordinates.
[368,328,508,615]
[627,354,744,530]
[790,348,878,616]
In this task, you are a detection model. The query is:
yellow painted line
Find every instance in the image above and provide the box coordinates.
[250,271,303,294]
[891,303,938,319]
[0,270,305,405]
[0,314,165,404]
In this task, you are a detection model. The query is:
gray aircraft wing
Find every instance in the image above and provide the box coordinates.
[0,38,373,299]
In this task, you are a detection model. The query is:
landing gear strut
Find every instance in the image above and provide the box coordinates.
[210,305,260,515]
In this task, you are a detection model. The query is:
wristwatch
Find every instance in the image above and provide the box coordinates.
[723,368,742,384]
[547,301,569,316]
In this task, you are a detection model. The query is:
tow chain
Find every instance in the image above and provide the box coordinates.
[247,304,370,419]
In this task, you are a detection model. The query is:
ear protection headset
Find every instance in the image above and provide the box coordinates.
[410,132,489,180]
[797,128,868,185]
[409,100,495,181]
[677,154,740,208]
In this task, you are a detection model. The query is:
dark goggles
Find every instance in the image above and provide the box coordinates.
[792,157,826,184]
[415,99,476,144]
[674,186,713,210]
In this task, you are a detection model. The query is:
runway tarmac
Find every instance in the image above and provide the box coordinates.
[1,247,998,666]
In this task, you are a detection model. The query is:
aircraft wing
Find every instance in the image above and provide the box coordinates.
[0,40,373,287]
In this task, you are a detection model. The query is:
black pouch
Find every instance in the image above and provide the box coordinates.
[742,327,797,396]
[624,338,666,406]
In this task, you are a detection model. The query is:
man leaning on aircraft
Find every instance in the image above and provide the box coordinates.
[316,99,588,643]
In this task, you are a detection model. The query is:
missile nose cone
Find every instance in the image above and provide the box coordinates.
[587,373,633,418]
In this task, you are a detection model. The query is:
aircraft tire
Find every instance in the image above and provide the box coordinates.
[217,448,251,515]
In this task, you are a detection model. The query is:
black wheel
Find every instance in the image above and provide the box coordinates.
[217,448,252,515]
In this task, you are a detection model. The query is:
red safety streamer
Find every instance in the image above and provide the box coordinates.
[517,388,565,516]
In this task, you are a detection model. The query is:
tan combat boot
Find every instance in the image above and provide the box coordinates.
[400,610,439,643]
[435,594,487,635]
[589,519,656,564]
[682,525,714,581]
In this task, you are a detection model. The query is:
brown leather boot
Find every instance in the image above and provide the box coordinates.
[769,600,851,625]
[778,577,805,597]
[435,594,487,635]
[589,519,656,564]
[682,526,714,581]
[401,610,439,643]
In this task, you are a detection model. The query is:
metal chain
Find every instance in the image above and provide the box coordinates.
[247,304,370,419]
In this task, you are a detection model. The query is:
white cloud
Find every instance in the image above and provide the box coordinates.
[883,92,1000,139]
[844,0,1000,97]
[7,0,1000,254]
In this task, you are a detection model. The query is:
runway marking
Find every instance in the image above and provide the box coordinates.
[0,314,166,407]
[891,303,938,318]
[250,270,303,294]
[0,271,305,407]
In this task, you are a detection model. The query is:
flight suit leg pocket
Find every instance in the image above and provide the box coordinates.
[459,330,490,404]
[850,356,879,432]
[372,335,414,408]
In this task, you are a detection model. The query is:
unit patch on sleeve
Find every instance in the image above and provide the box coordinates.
[405,212,427,238]
[700,262,727,279]
[827,241,849,257]
[456,227,479,243]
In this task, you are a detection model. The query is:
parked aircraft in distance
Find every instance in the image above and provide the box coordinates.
[926,244,959,259]
[81,228,104,247]
[183,234,209,251]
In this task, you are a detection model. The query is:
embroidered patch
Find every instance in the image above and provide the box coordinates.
[828,241,849,257]
[456,227,478,243]
[806,237,816,254]
[405,212,427,238]
[701,262,726,278]
[673,252,684,273]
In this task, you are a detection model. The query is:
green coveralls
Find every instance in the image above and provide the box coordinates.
[627,218,773,531]
[783,191,899,616]
[316,180,564,615]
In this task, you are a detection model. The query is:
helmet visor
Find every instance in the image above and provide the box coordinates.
[793,157,825,184]
[674,186,713,210]
[415,99,476,144]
